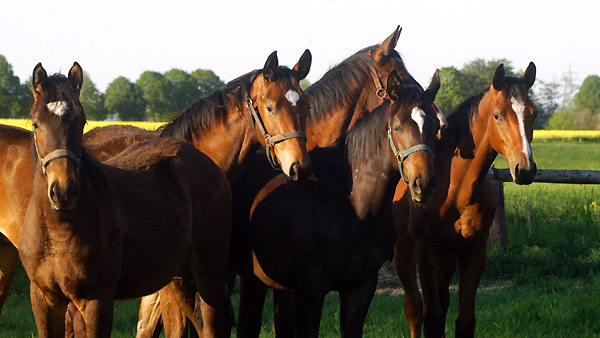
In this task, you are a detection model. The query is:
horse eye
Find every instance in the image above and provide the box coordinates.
[266,106,275,114]
[32,122,39,129]
[494,113,501,120]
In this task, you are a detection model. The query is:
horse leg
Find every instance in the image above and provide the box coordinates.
[437,256,457,318]
[158,280,196,338]
[0,237,17,318]
[394,239,423,338]
[339,272,378,338]
[29,283,68,338]
[65,302,86,338]
[455,242,487,338]
[272,289,295,338]
[293,285,325,338]
[136,293,163,338]
[416,243,446,338]
[79,297,114,338]
[236,278,267,338]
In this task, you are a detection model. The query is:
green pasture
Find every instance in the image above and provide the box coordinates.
[2,139,599,337]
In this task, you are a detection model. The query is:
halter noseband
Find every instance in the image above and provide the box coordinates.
[246,95,307,169]
[387,123,434,184]
[33,132,81,176]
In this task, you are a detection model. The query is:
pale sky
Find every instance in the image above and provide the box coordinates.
[1,0,598,92]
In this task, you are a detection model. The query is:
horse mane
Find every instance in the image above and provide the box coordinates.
[159,70,260,141]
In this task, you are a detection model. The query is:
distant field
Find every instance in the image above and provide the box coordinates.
[0,119,164,133]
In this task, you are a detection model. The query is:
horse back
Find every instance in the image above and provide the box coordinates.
[83,125,159,162]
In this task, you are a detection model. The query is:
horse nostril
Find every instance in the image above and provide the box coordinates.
[49,182,58,202]
[429,176,437,192]
[289,162,300,182]
[412,176,423,195]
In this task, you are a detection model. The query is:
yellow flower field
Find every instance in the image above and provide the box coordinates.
[533,129,600,140]
[0,119,165,133]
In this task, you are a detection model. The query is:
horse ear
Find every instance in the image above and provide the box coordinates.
[425,69,441,103]
[371,25,402,64]
[32,62,47,97]
[492,63,505,90]
[263,51,279,82]
[68,62,84,93]
[292,49,312,81]
[522,62,536,88]
[386,70,402,100]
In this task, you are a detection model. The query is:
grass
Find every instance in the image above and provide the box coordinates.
[2,139,599,337]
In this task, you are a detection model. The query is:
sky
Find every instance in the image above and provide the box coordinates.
[1,0,598,93]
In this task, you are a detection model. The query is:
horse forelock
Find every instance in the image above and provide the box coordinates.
[33,74,85,123]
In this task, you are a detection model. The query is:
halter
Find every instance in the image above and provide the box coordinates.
[387,123,434,184]
[33,132,81,176]
[246,96,307,169]
[366,51,389,105]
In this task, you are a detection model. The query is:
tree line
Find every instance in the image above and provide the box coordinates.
[1,54,599,128]
[0,55,225,122]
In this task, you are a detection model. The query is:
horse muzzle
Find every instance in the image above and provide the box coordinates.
[511,160,537,185]
[48,179,79,211]
[284,160,312,185]
[409,174,437,203]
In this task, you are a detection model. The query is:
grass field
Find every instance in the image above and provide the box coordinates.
[1,136,599,337]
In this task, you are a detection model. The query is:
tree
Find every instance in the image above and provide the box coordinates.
[164,69,199,116]
[435,66,472,114]
[191,69,225,96]
[80,71,107,120]
[136,71,173,121]
[104,77,146,121]
[533,80,561,129]
[461,58,515,93]
[574,75,600,115]
[0,55,30,118]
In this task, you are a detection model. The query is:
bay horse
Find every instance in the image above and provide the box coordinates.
[230,70,441,337]
[0,50,312,334]
[234,26,449,338]
[19,62,232,337]
[393,62,537,338]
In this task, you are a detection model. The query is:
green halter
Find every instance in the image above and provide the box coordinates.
[387,124,434,183]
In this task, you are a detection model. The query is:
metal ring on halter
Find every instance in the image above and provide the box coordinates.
[246,95,307,169]
[387,125,434,184]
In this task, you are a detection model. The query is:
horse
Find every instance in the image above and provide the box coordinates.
[393,62,537,338]
[18,62,232,337]
[0,50,313,335]
[230,69,441,337]
[234,26,449,338]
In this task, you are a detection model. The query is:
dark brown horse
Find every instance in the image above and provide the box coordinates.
[234,26,448,338]
[394,63,537,338]
[0,50,312,335]
[19,62,232,337]
[230,70,441,338]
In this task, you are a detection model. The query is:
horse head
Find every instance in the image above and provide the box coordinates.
[485,62,537,184]
[387,70,441,203]
[248,50,312,184]
[30,62,85,211]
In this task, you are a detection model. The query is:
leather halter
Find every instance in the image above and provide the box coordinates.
[33,132,81,176]
[246,96,307,169]
[387,123,434,184]
[366,51,389,105]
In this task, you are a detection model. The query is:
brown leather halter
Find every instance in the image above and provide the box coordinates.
[366,51,389,105]
[246,96,307,169]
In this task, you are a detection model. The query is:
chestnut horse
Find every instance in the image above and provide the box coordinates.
[19,62,232,337]
[230,70,441,337]
[394,63,537,338]
[234,26,448,338]
[0,50,312,334]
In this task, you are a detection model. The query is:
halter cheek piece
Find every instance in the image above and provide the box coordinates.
[33,132,81,176]
[366,51,389,105]
[246,95,307,169]
[387,124,434,184]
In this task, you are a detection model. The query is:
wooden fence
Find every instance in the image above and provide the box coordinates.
[487,168,600,248]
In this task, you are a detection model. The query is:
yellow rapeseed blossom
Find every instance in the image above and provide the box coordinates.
[0,119,164,133]
[533,130,600,140]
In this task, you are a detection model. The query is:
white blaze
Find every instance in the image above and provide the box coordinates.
[46,101,69,116]
[511,97,531,159]
[411,107,426,135]
[285,90,299,106]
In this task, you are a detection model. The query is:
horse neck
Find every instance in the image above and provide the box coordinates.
[175,98,261,183]
[443,96,498,188]
[0,127,35,247]
[304,62,382,150]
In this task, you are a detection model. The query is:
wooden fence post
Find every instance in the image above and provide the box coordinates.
[488,173,508,249]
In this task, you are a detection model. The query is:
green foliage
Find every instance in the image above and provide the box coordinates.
[533,80,562,129]
[136,71,173,121]
[191,68,225,96]
[80,71,107,121]
[547,102,600,130]
[461,58,516,93]
[0,55,31,118]
[104,77,147,121]
[163,69,199,117]
[435,66,471,114]
[575,75,600,115]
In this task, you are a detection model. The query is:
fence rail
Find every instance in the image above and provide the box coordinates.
[487,168,600,248]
